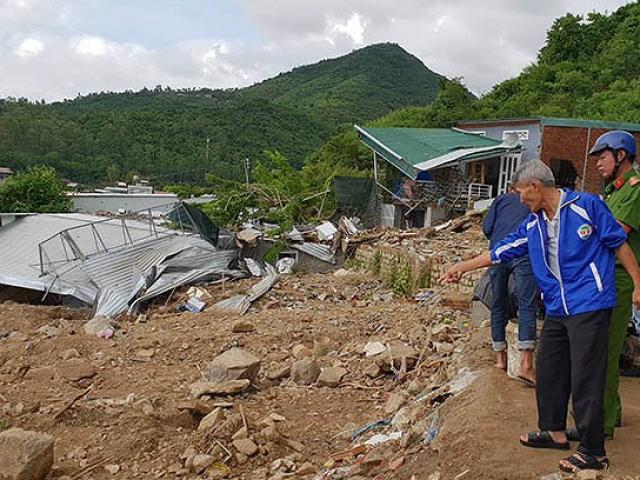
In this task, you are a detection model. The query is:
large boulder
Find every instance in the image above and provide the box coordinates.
[0,428,54,480]
[205,348,261,383]
[290,358,321,385]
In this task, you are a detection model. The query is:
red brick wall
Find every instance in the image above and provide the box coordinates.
[540,126,640,193]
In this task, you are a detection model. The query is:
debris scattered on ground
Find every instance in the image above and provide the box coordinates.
[0,220,510,480]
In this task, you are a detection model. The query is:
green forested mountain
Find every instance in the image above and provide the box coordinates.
[241,43,445,126]
[0,43,445,185]
[310,2,640,178]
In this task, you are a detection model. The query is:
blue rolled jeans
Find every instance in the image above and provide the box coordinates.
[490,257,538,351]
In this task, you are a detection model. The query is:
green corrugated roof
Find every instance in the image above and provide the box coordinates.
[540,117,640,132]
[457,116,640,132]
[356,125,514,179]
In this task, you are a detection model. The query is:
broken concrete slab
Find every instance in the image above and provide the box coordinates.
[316,366,347,388]
[0,428,54,480]
[205,348,261,383]
[190,379,251,398]
[233,438,258,457]
[290,358,321,385]
[55,359,96,382]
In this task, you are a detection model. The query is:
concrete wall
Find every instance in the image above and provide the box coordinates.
[458,120,541,163]
[70,193,179,214]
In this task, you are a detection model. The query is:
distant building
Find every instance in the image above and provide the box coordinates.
[0,167,14,183]
[457,117,640,192]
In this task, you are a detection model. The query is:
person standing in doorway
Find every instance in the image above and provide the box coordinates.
[482,186,538,385]
[589,130,640,439]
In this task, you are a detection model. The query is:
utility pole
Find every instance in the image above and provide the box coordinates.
[205,137,210,174]
[244,158,250,186]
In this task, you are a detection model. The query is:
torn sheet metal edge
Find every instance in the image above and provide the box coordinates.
[213,264,278,314]
[291,243,336,264]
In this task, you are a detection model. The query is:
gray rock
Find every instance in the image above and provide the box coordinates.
[83,316,115,338]
[198,407,223,432]
[233,438,258,457]
[0,428,54,480]
[316,366,347,387]
[190,379,250,398]
[290,358,321,385]
[266,365,290,381]
[191,454,215,474]
[232,320,256,333]
[384,392,408,415]
[206,348,261,383]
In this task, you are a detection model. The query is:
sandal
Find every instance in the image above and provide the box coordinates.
[559,453,609,473]
[520,431,570,450]
[516,375,536,388]
[565,427,580,442]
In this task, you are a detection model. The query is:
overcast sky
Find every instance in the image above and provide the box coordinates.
[0,0,632,102]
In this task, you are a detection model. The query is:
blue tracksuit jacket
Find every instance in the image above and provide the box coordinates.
[490,189,626,317]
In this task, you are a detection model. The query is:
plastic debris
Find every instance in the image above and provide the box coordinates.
[363,431,403,446]
[276,257,295,274]
[350,419,391,442]
[423,413,440,445]
[316,221,338,241]
[448,367,477,395]
[364,341,387,357]
[186,297,206,313]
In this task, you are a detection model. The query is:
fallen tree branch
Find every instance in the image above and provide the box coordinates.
[53,383,95,421]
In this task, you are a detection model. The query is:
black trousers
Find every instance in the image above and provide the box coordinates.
[536,308,611,457]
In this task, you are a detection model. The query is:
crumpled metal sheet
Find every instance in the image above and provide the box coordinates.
[213,264,278,314]
[129,249,244,312]
[84,236,245,318]
[291,242,336,264]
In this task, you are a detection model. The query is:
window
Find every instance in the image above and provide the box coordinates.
[502,129,529,142]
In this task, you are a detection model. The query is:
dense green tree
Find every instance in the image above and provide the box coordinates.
[0,166,71,213]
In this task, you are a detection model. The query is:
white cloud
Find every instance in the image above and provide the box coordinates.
[327,12,366,45]
[73,36,110,56]
[0,0,634,101]
[14,37,44,58]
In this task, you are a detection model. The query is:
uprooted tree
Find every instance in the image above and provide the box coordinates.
[166,149,368,230]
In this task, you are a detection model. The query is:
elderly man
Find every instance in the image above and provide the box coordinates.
[441,160,640,473]
[589,130,640,438]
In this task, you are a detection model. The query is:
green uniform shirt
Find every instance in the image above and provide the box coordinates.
[605,168,640,272]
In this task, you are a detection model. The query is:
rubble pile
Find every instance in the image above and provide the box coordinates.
[351,212,487,295]
[0,220,537,480]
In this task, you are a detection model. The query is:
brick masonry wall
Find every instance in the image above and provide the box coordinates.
[354,243,486,296]
[540,126,640,194]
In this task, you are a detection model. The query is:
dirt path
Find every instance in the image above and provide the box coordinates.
[434,326,640,480]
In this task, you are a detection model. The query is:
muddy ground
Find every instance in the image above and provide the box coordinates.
[1,259,639,479]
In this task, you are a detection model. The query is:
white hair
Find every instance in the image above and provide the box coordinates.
[511,160,555,187]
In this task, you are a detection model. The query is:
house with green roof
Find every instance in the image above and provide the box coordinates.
[355,124,522,224]
[457,117,640,193]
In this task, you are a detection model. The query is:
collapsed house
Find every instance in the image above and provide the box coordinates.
[355,125,522,228]
[0,205,249,320]
[0,203,358,322]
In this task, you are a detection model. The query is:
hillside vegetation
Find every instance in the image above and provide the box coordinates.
[0,43,445,186]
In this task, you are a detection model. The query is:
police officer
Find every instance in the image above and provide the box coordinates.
[588,130,640,439]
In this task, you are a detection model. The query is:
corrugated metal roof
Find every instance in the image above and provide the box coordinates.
[213,264,278,315]
[457,116,640,132]
[356,125,520,179]
[291,242,336,264]
[0,213,246,319]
